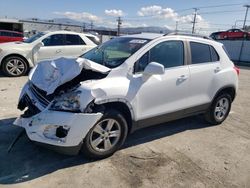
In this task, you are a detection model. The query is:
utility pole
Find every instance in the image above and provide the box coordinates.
[117,17,122,36]
[191,8,198,34]
[90,21,94,30]
[82,23,86,32]
[243,5,250,30]
[175,21,178,33]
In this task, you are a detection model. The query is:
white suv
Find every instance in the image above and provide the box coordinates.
[14,33,239,159]
[0,31,97,77]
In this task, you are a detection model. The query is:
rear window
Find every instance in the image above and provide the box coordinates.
[65,34,86,45]
[12,33,23,37]
[190,42,220,64]
[0,31,11,37]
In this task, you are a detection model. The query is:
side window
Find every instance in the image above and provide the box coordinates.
[12,33,23,37]
[150,41,184,68]
[190,42,211,64]
[65,34,86,45]
[134,52,149,73]
[210,46,219,62]
[134,41,184,73]
[42,34,64,46]
[2,32,10,37]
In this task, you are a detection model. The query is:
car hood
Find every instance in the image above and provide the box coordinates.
[29,57,110,95]
[0,41,30,49]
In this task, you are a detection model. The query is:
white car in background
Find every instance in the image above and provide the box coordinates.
[0,31,97,77]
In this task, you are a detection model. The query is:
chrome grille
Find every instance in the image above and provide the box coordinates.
[29,83,52,107]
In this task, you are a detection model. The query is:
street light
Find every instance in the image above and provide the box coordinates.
[243,5,250,30]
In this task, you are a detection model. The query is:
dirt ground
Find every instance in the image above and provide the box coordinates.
[0,67,249,188]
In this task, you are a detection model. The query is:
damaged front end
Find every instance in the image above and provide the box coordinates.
[14,57,110,154]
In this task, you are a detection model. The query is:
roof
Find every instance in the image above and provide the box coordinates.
[0,18,21,24]
[121,33,164,40]
[0,30,23,34]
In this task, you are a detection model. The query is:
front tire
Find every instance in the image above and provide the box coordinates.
[2,56,28,77]
[205,93,232,125]
[81,109,128,159]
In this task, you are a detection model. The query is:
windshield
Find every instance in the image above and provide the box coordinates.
[23,32,45,43]
[81,37,150,68]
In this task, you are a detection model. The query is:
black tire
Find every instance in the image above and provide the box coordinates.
[2,56,28,77]
[81,109,128,159]
[204,93,232,125]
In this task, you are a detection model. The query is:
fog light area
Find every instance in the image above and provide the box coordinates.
[43,125,70,142]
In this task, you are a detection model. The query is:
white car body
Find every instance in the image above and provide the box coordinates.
[0,31,97,76]
[14,33,239,155]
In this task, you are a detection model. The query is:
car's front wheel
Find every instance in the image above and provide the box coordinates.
[205,93,232,125]
[2,56,28,77]
[81,109,128,159]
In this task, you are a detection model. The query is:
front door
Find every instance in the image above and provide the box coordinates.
[132,40,190,123]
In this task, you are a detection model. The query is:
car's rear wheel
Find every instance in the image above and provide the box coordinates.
[205,93,232,125]
[2,56,28,77]
[81,109,128,159]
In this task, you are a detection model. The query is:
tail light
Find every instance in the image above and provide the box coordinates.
[233,66,240,76]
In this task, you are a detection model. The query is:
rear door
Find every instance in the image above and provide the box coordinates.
[61,34,88,58]
[188,41,221,108]
[37,34,65,61]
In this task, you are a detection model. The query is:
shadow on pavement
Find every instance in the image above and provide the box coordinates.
[0,115,215,184]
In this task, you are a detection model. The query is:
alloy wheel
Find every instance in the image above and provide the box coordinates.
[6,58,26,76]
[214,97,229,121]
[90,118,121,152]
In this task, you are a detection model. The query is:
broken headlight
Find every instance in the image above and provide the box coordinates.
[49,90,81,112]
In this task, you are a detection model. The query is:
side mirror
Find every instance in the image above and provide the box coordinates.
[37,41,44,48]
[143,62,165,75]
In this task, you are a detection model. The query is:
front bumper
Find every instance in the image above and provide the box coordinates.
[14,110,102,150]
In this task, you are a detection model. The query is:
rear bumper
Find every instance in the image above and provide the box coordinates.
[14,110,102,151]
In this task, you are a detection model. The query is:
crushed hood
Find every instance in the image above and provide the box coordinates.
[29,57,110,95]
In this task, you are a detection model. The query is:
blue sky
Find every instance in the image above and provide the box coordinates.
[1,0,250,33]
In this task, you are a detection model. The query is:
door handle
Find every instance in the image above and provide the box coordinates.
[214,67,221,73]
[56,49,62,53]
[177,75,188,81]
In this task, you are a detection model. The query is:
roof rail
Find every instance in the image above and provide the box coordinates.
[164,32,213,40]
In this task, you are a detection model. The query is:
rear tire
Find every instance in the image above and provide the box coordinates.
[81,109,128,159]
[2,56,28,77]
[205,93,232,125]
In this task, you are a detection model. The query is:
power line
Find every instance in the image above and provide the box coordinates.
[195,3,243,9]
[199,9,244,14]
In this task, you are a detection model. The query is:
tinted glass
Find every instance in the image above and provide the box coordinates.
[190,42,211,64]
[65,34,85,45]
[42,34,64,46]
[12,33,23,37]
[134,52,149,72]
[210,46,219,62]
[150,41,184,68]
[135,41,184,72]
[1,32,11,36]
